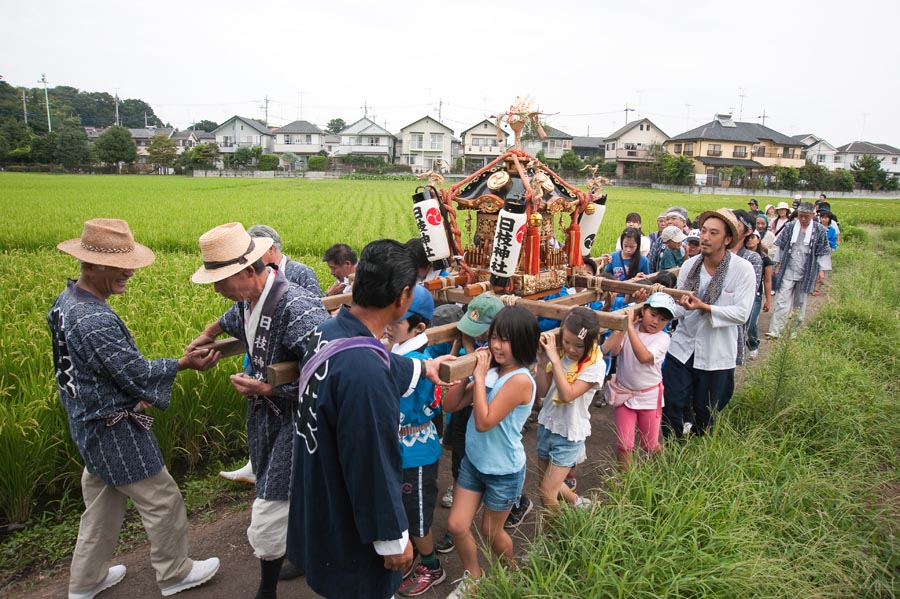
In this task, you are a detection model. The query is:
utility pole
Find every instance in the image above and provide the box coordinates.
[39,73,51,132]
[144,112,148,127]
[738,87,747,120]
[114,89,120,127]
[624,104,635,125]
[756,109,768,126]
[684,103,693,130]
[260,95,270,127]
[361,100,369,118]
[21,89,28,125]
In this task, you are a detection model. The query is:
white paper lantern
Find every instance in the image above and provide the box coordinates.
[489,203,528,278]
[412,188,451,262]
[579,196,608,256]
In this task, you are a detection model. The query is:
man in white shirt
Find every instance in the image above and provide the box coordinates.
[657,209,756,437]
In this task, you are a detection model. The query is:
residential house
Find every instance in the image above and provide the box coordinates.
[83,126,106,143]
[794,133,838,170]
[129,127,174,164]
[195,130,216,145]
[335,117,395,162]
[272,120,325,165]
[834,141,900,178]
[322,135,339,157]
[171,130,203,155]
[460,119,507,169]
[524,125,573,160]
[571,136,605,161]
[602,118,668,177]
[398,116,454,173]
[666,114,805,184]
[213,116,274,154]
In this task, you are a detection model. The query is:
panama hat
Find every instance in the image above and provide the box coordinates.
[192,222,273,284]
[775,201,790,211]
[697,208,741,249]
[58,218,155,269]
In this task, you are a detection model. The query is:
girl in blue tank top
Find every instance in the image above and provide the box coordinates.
[442,306,539,591]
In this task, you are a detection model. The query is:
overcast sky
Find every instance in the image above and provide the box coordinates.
[3,0,898,146]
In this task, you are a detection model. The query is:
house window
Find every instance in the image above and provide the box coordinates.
[430,134,442,150]
[854,155,860,161]
[673,143,682,154]
[283,135,294,145]
[411,134,424,149]
[305,135,312,144]
[407,155,417,165]
[817,154,825,163]
[707,144,722,157]
[368,137,379,146]
[733,145,747,158]
[834,155,842,163]
[639,124,643,131]
[893,157,898,164]
[683,143,693,156]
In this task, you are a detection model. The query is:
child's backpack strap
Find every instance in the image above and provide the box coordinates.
[298,337,390,398]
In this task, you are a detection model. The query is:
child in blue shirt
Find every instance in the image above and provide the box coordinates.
[383,285,447,596]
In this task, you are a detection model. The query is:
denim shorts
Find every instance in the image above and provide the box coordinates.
[536,424,586,468]
[456,456,525,512]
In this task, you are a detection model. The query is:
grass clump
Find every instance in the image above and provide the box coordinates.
[481,229,900,598]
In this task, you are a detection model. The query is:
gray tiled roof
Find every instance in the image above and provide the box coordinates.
[339,117,396,138]
[274,120,325,134]
[835,141,900,155]
[461,119,508,138]
[218,116,272,136]
[571,136,604,148]
[398,115,454,135]
[541,125,573,139]
[670,120,799,146]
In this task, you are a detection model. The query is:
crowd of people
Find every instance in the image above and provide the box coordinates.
[49,194,836,599]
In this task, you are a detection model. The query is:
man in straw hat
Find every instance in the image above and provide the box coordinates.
[647,209,755,438]
[286,239,456,599]
[218,224,321,490]
[48,218,222,599]
[766,202,831,339]
[186,222,329,599]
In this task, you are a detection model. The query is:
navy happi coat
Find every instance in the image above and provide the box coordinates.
[48,281,178,487]
[287,306,416,599]
[218,282,328,500]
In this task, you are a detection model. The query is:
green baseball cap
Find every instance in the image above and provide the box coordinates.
[457,294,503,337]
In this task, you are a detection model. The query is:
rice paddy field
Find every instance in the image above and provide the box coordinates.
[0,171,898,531]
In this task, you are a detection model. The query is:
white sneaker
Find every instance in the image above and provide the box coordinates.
[573,495,592,509]
[445,570,479,599]
[748,349,759,359]
[440,484,453,508]
[69,565,126,599]
[160,557,220,596]
[219,460,255,484]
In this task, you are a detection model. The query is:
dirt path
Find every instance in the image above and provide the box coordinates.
[11,296,825,599]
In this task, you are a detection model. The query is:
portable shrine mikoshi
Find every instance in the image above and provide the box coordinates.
[200,97,692,384]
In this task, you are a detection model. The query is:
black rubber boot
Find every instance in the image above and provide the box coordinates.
[255,556,284,599]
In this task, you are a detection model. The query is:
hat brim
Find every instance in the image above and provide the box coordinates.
[58,238,156,269]
[457,315,489,338]
[191,237,273,284]
[697,210,741,249]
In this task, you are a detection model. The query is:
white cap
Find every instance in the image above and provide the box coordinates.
[661,225,686,243]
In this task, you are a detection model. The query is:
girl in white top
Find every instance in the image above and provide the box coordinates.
[535,308,605,508]
[603,293,676,471]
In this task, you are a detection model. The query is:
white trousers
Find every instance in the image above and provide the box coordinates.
[769,278,809,337]
[247,497,289,560]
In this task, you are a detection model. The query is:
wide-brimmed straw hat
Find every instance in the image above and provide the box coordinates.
[697,208,741,249]
[58,218,155,269]
[192,222,273,284]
